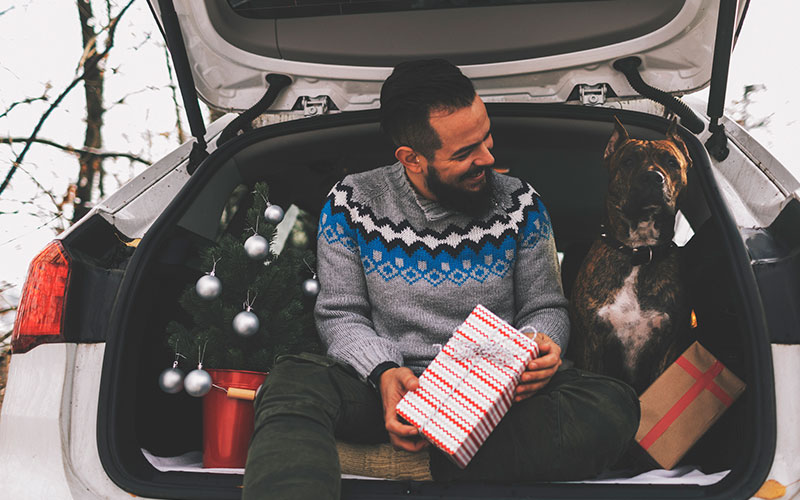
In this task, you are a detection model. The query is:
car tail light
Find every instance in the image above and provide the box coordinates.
[12,240,71,353]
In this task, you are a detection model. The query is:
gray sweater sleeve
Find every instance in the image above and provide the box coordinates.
[314,191,404,379]
[513,198,570,352]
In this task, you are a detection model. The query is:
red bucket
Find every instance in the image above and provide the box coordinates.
[202,369,268,468]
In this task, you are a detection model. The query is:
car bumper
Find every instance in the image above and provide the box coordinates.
[0,343,141,500]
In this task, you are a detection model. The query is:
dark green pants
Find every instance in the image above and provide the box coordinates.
[242,353,639,500]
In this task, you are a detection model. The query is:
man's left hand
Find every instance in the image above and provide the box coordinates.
[514,332,561,403]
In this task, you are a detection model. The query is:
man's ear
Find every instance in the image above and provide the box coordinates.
[603,116,630,161]
[395,146,425,173]
[666,117,691,165]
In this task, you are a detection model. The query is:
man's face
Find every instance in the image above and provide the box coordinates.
[423,95,495,216]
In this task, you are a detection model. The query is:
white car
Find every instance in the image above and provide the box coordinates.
[2,0,798,498]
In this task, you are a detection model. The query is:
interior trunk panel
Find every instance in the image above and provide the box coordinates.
[98,105,772,499]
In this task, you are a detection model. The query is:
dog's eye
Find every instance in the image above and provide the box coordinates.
[667,157,679,168]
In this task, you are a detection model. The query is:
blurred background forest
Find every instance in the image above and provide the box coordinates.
[0,0,797,406]
[0,0,221,405]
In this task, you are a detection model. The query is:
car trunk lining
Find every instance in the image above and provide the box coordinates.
[179,115,711,252]
[100,106,768,499]
[140,448,731,485]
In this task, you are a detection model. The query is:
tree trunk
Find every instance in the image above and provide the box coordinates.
[74,0,105,224]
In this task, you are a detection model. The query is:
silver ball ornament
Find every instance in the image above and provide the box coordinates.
[264,204,285,224]
[244,234,269,260]
[195,274,222,300]
[233,309,260,337]
[184,368,212,397]
[302,277,320,297]
[158,366,185,394]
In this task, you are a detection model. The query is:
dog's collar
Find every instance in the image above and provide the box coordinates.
[599,226,677,266]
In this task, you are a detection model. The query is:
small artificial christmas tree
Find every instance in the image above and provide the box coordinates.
[165,182,323,374]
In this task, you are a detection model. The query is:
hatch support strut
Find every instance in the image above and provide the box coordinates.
[705,0,739,162]
[157,0,209,174]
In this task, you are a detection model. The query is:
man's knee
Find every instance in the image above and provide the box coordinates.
[431,369,639,482]
[245,354,345,500]
[553,368,640,435]
[254,353,345,427]
[550,369,640,477]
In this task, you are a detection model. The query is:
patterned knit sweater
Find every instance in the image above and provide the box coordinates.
[314,162,569,378]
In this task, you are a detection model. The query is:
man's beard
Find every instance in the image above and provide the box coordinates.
[426,164,494,218]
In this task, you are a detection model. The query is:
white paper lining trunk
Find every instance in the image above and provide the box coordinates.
[396,304,539,468]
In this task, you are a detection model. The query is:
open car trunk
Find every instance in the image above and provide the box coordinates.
[98,103,772,499]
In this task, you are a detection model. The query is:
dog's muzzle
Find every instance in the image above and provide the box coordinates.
[643,169,665,185]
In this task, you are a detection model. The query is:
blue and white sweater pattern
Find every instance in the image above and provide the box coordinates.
[318,181,553,287]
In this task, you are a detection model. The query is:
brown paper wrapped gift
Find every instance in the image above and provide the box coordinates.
[635,341,746,469]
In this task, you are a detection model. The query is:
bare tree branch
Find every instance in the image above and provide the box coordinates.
[0,0,136,198]
[0,215,62,249]
[0,199,35,206]
[8,160,62,215]
[0,137,150,165]
[3,139,74,226]
[58,184,77,213]
[0,93,49,120]
[132,31,153,51]
[76,32,99,74]
[108,86,160,109]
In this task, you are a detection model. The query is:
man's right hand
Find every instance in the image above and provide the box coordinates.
[379,367,429,452]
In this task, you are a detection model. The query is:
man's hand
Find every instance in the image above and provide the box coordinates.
[379,367,429,452]
[514,332,562,403]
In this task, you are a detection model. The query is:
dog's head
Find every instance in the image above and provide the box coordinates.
[602,117,692,244]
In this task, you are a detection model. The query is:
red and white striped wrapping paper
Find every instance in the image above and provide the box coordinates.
[395,304,539,468]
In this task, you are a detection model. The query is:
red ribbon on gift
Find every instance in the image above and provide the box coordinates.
[639,356,733,451]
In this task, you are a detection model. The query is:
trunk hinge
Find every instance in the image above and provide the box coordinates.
[217,74,293,146]
[705,0,738,162]
[579,84,607,106]
[613,57,704,134]
[301,96,331,116]
[157,0,209,175]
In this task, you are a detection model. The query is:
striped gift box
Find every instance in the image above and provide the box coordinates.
[396,304,539,469]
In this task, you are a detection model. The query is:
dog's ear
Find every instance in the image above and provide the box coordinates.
[666,117,692,167]
[604,116,630,161]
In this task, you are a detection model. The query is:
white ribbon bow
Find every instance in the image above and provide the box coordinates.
[448,334,520,367]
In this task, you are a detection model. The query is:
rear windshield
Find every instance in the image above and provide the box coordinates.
[228,0,602,19]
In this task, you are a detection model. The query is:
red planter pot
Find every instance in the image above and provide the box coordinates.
[203,369,268,468]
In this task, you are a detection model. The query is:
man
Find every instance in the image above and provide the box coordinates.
[243,59,639,499]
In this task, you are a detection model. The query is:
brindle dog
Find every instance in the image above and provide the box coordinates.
[570,117,692,394]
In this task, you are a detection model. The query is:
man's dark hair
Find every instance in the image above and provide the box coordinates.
[380,59,476,159]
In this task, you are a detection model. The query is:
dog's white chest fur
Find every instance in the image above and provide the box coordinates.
[597,268,669,374]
